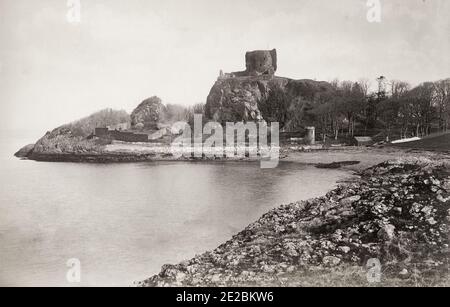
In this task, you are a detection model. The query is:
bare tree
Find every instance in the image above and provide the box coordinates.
[358,78,371,98]
[432,79,450,131]
[407,82,435,137]
[390,80,410,99]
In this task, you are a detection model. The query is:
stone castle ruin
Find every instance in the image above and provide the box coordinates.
[245,49,277,76]
[219,49,277,79]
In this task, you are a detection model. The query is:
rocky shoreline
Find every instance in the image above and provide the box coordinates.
[16,139,446,169]
[12,141,395,167]
[139,158,450,287]
[21,152,177,163]
[16,149,271,163]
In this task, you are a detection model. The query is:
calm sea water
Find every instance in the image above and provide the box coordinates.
[0,131,349,286]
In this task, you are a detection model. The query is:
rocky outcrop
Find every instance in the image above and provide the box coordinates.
[31,127,105,155]
[206,49,334,124]
[131,96,166,129]
[140,158,450,287]
[205,76,333,123]
[14,144,35,158]
[22,109,130,158]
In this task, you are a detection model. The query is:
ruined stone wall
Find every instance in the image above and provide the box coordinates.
[95,128,109,137]
[95,128,148,142]
[109,131,148,143]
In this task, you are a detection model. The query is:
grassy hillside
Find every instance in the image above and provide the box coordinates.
[392,132,450,152]
[32,109,130,155]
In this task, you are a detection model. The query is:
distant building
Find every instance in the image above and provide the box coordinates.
[353,136,374,147]
[107,122,130,131]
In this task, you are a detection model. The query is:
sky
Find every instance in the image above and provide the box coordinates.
[0,0,449,132]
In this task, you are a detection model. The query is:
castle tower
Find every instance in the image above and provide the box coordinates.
[245,49,277,76]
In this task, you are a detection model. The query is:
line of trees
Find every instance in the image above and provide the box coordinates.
[283,77,450,141]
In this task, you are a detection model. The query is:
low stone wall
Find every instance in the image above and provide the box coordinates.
[95,128,148,143]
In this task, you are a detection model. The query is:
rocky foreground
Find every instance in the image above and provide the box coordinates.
[140,158,450,287]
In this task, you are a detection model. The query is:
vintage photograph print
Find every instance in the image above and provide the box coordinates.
[0,0,449,292]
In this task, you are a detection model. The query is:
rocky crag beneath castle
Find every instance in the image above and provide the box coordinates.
[205,49,334,124]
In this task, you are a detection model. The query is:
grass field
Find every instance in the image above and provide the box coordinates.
[392,132,450,152]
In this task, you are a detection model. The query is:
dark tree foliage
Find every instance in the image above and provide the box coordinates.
[259,85,290,129]
[291,77,449,141]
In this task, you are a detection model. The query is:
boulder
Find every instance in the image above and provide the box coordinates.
[322,256,341,267]
[131,96,166,129]
[339,195,361,206]
[377,224,396,241]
